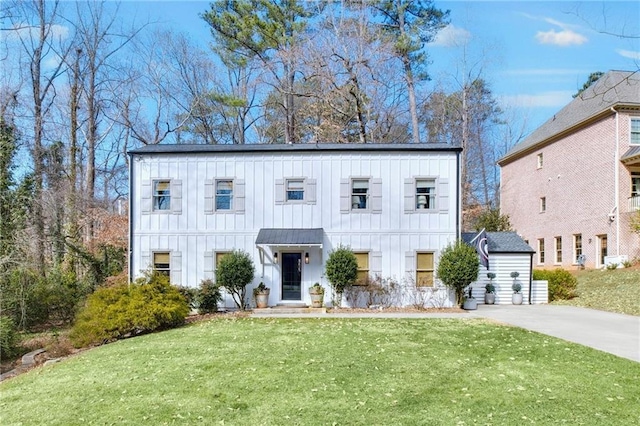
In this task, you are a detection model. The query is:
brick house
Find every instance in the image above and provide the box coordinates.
[499,70,640,269]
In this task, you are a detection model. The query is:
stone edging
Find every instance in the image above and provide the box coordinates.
[0,348,46,382]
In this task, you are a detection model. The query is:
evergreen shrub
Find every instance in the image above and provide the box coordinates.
[0,316,19,360]
[198,279,222,314]
[533,268,578,301]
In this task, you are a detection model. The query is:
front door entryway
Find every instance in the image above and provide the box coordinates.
[282,253,302,300]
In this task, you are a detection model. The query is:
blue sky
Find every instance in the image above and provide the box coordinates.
[121,0,639,137]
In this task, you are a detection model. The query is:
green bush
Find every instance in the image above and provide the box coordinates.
[216,250,255,310]
[533,268,578,301]
[70,272,189,347]
[198,279,223,314]
[177,286,200,310]
[325,245,358,295]
[436,240,480,306]
[0,316,19,360]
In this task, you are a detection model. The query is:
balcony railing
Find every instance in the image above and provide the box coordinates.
[629,196,640,211]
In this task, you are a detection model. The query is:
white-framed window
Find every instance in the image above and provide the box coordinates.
[631,117,640,145]
[540,197,546,213]
[573,234,583,264]
[415,179,436,210]
[215,180,234,211]
[153,252,171,278]
[538,239,545,264]
[354,252,370,285]
[416,252,435,287]
[351,178,369,210]
[153,180,171,211]
[554,236,562,264]
[286,179,305,201]
[632,173,640,197]
[537,153,544,169]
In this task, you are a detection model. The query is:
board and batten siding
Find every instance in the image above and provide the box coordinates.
[130,149,459,308]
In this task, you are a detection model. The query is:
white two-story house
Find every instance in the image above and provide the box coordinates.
[128,143,462,308]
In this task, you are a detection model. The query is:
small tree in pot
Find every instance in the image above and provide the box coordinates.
[511,271,523,305]
[485,272,496,304]
[436,240,480,307]
[216,250,255,310]
[325,245,358,307]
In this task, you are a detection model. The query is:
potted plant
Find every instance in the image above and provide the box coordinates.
[309,282,325,308]
[462,287,477,310]
[484,272,496,304]
[511,271,522,305]
[253,282,270,309]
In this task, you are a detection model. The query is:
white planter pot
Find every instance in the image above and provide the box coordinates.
[512,293,523,305]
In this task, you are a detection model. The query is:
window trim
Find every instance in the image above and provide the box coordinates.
[415,178,437,211]
[153,180,171,212]
[416,251,435,288]
[353,251,370,285]
[153,251,171,278]
[554,236,562,264]
[630,117,640,145]
[215,179,234,211]
[285,178,306,203]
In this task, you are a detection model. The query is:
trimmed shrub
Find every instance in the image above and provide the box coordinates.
[215,250,255,310]
[436,240,480,306]
[325,245,358,295]
[198,279,223,314]
[0,316,19,360]
[70,271,189,347]
[533,268,578,301]
[177,286,200,310]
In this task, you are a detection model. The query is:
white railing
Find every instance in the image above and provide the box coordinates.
[629,196,640,211]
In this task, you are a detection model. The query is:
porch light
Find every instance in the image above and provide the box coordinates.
[305,252,309,264]
[273,252,278,263]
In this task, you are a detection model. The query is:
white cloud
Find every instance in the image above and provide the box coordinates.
[616,49,640,60]
[500,91,574,108]
[535,29,587,46]
[7,23,69,41]
[429,24,471,47]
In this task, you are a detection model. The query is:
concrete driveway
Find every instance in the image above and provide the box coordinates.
[472,304,640,363]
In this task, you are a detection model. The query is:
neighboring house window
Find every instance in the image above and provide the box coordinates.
[632,173,640,196]
[538,239,545,264]
[416,252,434,287]
[537,153,543,169]
[540,197,546,213]
[354,252,370,284]
[415,179,436,209]
[574,234,583,264]
[631,117,640,145]
[153,180,171,211]
[554,237,562,263]
[216,180,234,210]
[352,179,369,210]
[153,252,170,278]
[286,179,305,201]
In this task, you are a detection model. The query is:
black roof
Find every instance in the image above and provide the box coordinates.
[256,228,324,246]
[461,232,535,253]
[129,142,461,155]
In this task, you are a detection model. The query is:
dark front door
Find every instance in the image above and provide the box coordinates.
[282,253,302,300]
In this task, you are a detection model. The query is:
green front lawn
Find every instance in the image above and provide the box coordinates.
[553,268,640,316]
[1,317,639,425]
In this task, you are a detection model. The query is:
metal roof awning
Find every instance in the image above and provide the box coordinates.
[256,228,324,247]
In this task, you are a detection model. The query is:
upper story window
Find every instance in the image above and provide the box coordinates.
[631,117,640,145]
[216,180,234,210]
[537,153,544,169]
[540,197,546,213]
[153,180,171,211]
[286,179,305,201]
[415,179,436,210]
[351,179,369,210]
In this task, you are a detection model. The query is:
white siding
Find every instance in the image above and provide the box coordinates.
[131,150,459,307]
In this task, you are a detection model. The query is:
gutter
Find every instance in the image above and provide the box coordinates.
[528,252,533,304]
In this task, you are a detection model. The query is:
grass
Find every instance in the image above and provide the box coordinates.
[552,268,640,316]
[1,317,639,425]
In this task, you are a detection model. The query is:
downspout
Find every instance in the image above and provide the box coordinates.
[611,106,620,256]
[456,150,461,240]
[128,153,134,283]
[528,252,533,304]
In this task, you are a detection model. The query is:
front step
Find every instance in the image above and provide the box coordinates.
[252,306,327,315]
